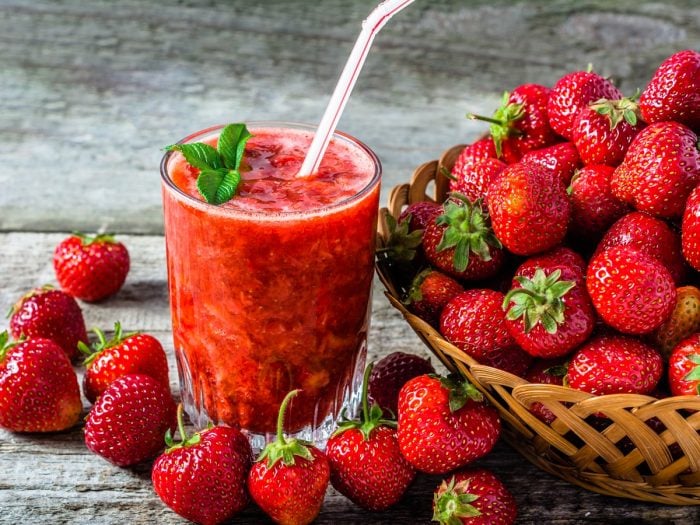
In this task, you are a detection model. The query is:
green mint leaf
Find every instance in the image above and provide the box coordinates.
[166,143,223,171]
[218,123,252,170]
[196,169,241,204]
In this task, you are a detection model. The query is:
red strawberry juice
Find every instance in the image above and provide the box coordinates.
[160,123,380,440]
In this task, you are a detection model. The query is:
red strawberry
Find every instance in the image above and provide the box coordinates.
[248,390,330,525]
[547,70,622,140]
[572,96,644,166]
[488,162,571,255]
[54,232,130,302]
[596,211,684,284]
[398,374,500,474]
[405,269,464,327]
[84,373,176,466]
[520,142,582,185]
[449,157,507,204]
[682,184,700,271]
[451,137,498,178]
[432,469,517,525]
[525,359,567,424]
[668,333,700,396]
[423,195,504,281]
[398,201,442,233]
[611,121,700,219]
[479,345,533,378]
[587,246,676,334]
[469,84,557,163]
[0,332,81,432]
[152,405,252,525]
[525,246,587,275]
[80,322,170,404]
[8,286,88,361]
[568,165,628,239]
[654,286,700,360]
[567,335,663,396]
[503,261,594,358]
[368,351,435,416]
[640,50,700,130]
[327,364,415,511]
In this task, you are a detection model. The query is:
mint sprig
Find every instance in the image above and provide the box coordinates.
[166,123,252,205]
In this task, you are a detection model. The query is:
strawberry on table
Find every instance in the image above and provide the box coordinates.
[8,285,88,361]
[449,157,507,204]
[54,232,130,302]
[668,334,700,396]
[567,335,663,396]
[152,405,252,525]
[397,374,500,474]
[80,322,170,403]
[640,49,700,131]
[0,332,81,432]
[432,469,517,525]
[520,141,582,186]
[682,184,700,272]
[248,389,330,525]
[611,121,700,219]
[84,373,176,466]
[587,246,676,335]
[368,351,435,416]
[326,364,415,511]
[654,286,700,360]
[525,358,568,424]
[405,269,464,327]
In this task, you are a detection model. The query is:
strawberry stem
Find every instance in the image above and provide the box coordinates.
[360,364,372,426]
[276,389,300,445]
[164,404,201,451]
[467,113,504,126]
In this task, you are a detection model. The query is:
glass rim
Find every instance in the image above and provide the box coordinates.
[159,121,382,218]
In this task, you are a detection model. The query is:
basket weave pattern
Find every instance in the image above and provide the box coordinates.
[376,145,700,505]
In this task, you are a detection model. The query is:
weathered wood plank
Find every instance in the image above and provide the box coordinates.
[0,0,698,234]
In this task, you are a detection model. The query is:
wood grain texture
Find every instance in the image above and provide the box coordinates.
[1,232,700,523]
[1,0,698,233]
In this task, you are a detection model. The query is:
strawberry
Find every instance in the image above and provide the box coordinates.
[682,184,700,271]
[397,374,500,474]
[8,285,88,361]
[595,211,684,284]
[572,95,644,166]
[503,260,594,358]
[487,162,571,256]
[567,335,663,396]
[668,334,700,396]
[53,232,130,302]
[611,121,700,219]
[547,70,622,141]
[0,332,81,432]
[469,84,557,163]
[432,469,517,525]
[398,201,442,233]
[640,50,700,131]
[80,322,170,404]
[525,359,567,424]
[587,246,676,335]
[451,137,498,178]
[423,195,504,281]
[448,157,507,204]
[248,389,330,525]
[405,269,464,327]
[568,165,628,239]
[84,373,176,466]
[479,345,534,378]
[152,405,252,525]
[525,246,587,275]
[520,141,582,185]
[367,351,435,416]
[653,286,700,360]
[326,364,415,511]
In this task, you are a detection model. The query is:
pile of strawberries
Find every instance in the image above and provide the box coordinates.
[387,49,700,422]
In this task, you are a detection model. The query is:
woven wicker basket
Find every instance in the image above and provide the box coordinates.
[376,144,700,505]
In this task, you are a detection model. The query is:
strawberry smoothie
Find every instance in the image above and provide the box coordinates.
[160,123,381,439]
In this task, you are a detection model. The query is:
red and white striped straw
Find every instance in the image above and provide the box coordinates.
[297,0,416,177]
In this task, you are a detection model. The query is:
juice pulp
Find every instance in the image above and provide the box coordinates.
[161,123,380,435]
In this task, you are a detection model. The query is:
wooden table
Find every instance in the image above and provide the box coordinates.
[1,1,700,523]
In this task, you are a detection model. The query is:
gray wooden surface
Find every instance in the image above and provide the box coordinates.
[1,0,700,523]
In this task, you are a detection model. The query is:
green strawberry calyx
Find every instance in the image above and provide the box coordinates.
[0,331,22,361]
[683,354,700,395]
[79,321,137,366]
[405,268,433,305]
[435,194,502,273]
[432,476,482,524]
[257,389,315,468]
[438,374,484,413]
[468,91,525,158]
[379,213,424,262]
[164,404,202,451]
[72,232,118,246]
[589,92,640,130]
[544,364,568,377]
[333,362,397,440]
[502,268,576,334]
[166,123,252,205]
